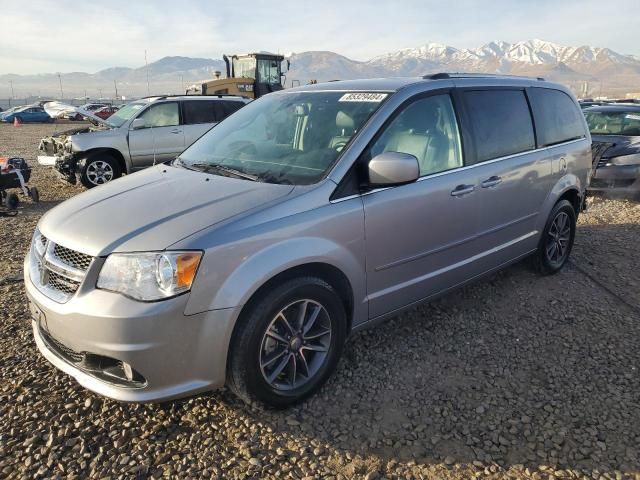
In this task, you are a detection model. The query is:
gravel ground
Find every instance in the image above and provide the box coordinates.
[1,123,639,480]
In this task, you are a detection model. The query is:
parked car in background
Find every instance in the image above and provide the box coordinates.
[38,95,250,188]
[0,106,20,119]
[585,104,640,195]
[25,75,591,406]
[1,105,52,123]
[93,105,120,120]
[67,103,109,121]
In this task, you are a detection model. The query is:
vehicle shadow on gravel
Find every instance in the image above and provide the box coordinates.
[208,241,640,477]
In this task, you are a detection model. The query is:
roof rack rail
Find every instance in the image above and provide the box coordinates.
[424,73,545,81]
[139,94,247,101]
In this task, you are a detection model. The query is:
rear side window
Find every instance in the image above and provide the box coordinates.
[463,90,535,163]
[182,101,220,125]
[222,101,244,117]
[528,88,586,147]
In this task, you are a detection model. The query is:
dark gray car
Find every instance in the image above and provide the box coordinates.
[585,104,640,195]
[25,75,592,406]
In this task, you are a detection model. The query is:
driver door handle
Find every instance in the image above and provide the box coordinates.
[170,129,182,134]
[481,176,502,188]
[451,184,475,197]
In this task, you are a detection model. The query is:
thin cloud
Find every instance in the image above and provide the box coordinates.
[0,0,636,74]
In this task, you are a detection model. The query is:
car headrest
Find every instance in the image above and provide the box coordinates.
[336,111,355,130]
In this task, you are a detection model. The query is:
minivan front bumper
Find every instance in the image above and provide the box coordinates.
[25,256,239,402]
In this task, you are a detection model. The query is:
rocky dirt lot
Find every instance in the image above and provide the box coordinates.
[0,123,638,480]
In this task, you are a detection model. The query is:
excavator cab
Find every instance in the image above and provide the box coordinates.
[201,52,288,99]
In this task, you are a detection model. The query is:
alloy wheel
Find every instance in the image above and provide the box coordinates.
[86,160,114,185]
[546,211,571,266]
[259,299,332,391]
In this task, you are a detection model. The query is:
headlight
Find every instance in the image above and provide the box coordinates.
[31,227,46,257]
[97,251,202,301]
[608,153,640,166]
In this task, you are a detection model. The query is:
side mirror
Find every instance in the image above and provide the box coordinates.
[131,118,146,130]
[368,152,420,186]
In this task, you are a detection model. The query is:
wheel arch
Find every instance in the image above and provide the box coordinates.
[537,174,584,233]
[81,148,127,174]
[225,261,355,379]
[557,188,581,215]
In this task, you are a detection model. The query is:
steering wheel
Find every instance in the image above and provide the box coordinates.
[333,141,348,152]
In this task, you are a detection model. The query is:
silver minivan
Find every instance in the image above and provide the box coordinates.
[25,75,592,406]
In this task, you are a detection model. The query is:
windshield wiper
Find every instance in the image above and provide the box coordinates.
[189,162,259,181]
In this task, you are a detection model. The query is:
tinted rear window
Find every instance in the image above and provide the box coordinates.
[182,101,220,125]
[222,101,244,117]
[528,88,585,146]
[463,90,535,163]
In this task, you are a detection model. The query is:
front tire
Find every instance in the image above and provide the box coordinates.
[533,199,576,275]
[80,154,121,188]
[227,277,347,407]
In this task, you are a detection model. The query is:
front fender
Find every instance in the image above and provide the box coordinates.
[185,236,367,323]
[71,130,132,172]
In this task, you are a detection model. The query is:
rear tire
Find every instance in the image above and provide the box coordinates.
[227,277,347,407]
[6,193,19,210]
[80,154,121,188]
[30,187,40,203]
[533,199,576,275]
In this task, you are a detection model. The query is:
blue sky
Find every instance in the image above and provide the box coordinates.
[0,0,637,74]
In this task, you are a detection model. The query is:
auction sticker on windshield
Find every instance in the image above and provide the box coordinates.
[339,93,388,102]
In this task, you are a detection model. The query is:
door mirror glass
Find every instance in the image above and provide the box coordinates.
[131,118,146,130]
[368,152,419,186]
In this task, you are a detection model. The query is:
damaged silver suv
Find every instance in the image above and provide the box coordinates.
[26,75,591,406]
[38,95,250,188]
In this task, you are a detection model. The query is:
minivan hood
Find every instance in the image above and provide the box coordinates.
[39,165,294,256]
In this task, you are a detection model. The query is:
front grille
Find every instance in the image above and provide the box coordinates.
[53,244,92,271]
[29,231,93,303]
[47,271,81,296]
[40,327,83,363]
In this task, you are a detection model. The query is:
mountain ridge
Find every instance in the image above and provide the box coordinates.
[2,40,639,99]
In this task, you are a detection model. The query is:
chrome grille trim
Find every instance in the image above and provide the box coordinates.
[29,230,93,303]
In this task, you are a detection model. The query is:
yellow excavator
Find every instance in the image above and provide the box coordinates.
[200,52,289,99]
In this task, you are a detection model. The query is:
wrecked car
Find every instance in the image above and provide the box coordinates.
[585,104,640,195]
[38,95,250,188]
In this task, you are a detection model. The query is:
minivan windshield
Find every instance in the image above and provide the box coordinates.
[585,110,640,136]
[176,91,388,185]
[106,102,147,128]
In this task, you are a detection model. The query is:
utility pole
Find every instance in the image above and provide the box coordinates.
[144,50,150,96]
[114,80,119,101]
[57,73,64,99]
[180,74,184,94]
[98,88,103,100]
[9,80,14,107]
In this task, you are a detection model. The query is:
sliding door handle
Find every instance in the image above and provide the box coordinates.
[451,184,475,197]
[481,176,502,188]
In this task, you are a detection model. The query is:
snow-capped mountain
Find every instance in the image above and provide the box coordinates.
[287,39,640,97]
[364,39,639,73]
